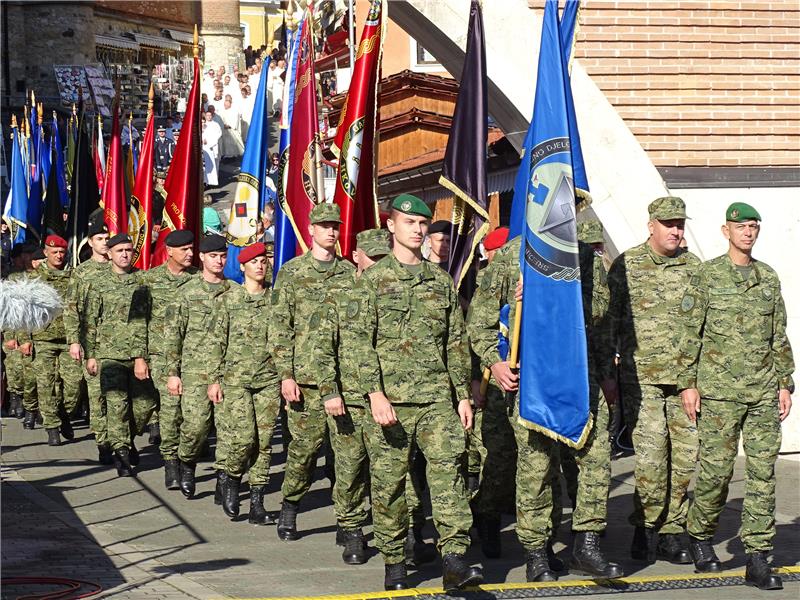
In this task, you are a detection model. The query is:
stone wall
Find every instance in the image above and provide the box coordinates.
[95,0,197,27]
[199,0,243,70]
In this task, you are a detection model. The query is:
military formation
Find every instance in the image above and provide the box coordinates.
[1,194,793,593]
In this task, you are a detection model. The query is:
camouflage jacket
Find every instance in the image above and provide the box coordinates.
[84,269,149,360]
[29,263,72,343]
[677,254,795,399]
[140,264,198,356]
[579,242,611,370]
[164,276,230,381]
[601,241,701,385]
[63,259,109,347]
[350,253,471,404]
[268,251,354,385]
[209,283,278,389]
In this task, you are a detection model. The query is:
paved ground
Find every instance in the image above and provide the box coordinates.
[1,412,798,600]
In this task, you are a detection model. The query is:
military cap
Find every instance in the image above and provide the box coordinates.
[264,241,274,257]
[44,234,68,249]
[428,220,452,235]
[165,229,194,247]
[648,196,689,221]
[31,247,46,261]
[199,234,227,253]
[87,221,109,237]
[157,126,166,132]
[107,233,132,248]
[390,194,432,218]
[726,202,761,223]
[238,242,267,264]
[356,229,391,257]
[309,203,342,224]
[577,219,604,244]
[483,227,509,251]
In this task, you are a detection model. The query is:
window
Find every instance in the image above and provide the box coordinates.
[409,39,442,73]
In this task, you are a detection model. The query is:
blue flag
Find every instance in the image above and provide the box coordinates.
[2,126,29,245]
[51,115,70,208]
[513,0,591,448]
[37,126,51,189]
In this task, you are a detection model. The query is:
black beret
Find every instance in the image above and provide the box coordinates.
[199,234,227,253]
[165,229,194,248]
[87,221,109,237]
[427,220,452,235]
[107,233,133,248]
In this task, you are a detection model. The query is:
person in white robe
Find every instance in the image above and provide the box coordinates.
[202,110,222,187]
[219,95,244,159]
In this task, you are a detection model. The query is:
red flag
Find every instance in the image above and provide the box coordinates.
[102,101,126,235]
[151,55,203,266]
[332,0,384,259]
[282,17,324,253]
[130,107,155,270]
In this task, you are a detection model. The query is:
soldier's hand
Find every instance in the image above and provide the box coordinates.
[324,396,346,417]
[208,383,223,404]
[168,376,183,396]
[86,358,98,376]
[458,399,474,431]
[369,392,397,427]
[134,358,149,380]
[490,361,519,392]
[779,388,792,421]
[282,379,302,403]
[471,380,486,409]
[19,342,32,356]
[4,339,18,351]
[69,343,83,361]
[515,278,523,302]
[600,378,618,406]
[680,388,701,422]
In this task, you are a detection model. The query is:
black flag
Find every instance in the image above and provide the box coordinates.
[440,0,489,293]
[44,140,66,238]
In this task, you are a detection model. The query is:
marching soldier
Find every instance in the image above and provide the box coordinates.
[155,126,176,174]
[679,203,794,590]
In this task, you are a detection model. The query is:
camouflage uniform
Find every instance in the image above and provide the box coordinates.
[350,254,472,564]
[209,284,281,485]
[3,271,36,412]
[679,255,795,552]
[603,241,701,534]
[164,276,230,464]
[84,270,155,451]
[268,252,354,504]
[141,264,198,459]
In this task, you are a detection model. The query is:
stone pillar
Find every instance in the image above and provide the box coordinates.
[199,0,243,72]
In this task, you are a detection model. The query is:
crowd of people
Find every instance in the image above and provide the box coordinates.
[1,193,793,593]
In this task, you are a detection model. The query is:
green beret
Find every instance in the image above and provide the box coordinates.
[648,196,689,221]
[577,219,604,244]
[390,194,432,218]
[726,202,761,223]
[356,228,391,257]
[309,203,342,225]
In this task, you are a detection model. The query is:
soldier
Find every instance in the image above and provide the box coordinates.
[64,221,111,463]
[679,203,794,590]
[425,219,451,269]
[165,234,230,498]
[350,194,483,592]
[207,242,282,524]
[140,229,197,489]
[268,203,355,541]
[84,234,154,477]
[602,196,701,564]
[155,126,176,174]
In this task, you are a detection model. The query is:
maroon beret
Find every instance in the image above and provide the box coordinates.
[238,242,267,264]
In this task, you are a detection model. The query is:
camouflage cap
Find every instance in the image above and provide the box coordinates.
[726,202,761,222]
[577,219,604,244]
[648,196,689,221]
[309,203,343,224]
[390,193,432,218]
[356,228,391,257]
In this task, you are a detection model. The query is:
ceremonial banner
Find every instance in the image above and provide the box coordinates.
[440,0,489,292]
[512,0,590,448]
[2,120,29,245]
[44,140,66,238]
[26,123,43,243]
[66,100,101,264]
[125,115,137,195]
[93,116,105,194]
[66,111,76,184]
[51,113,70,208]
[331,0,384,259]
[102,99,126,235]
[130,105,155,270]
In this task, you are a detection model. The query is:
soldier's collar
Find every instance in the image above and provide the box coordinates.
[387,254,435,281]
[724,253,762,286]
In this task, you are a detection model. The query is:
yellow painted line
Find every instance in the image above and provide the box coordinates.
[228,565,800,600]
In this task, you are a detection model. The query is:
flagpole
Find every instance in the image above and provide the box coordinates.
[348,0,355,77]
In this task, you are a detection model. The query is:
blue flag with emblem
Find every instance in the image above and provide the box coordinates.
[2,124,29,245]
[511,0,591,448]
[52,114,70,208]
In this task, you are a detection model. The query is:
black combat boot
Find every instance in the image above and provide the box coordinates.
[46,428,61,446]
[148,423,161,446]
[572,531,624,578]
[128,443,139,466]
[58,406,74,441]
[179,461,196,498]
[688,536,722,573]
[98,444,113,465]
[248,485,276,525]
[276,499,300,541]
[547,539,565,572]
[164,460,180,489]
[745,551,782,590]
[214,471,228,505]
[405,526,437,567]
[466,471,480,495]
[12,393,25,418]
[23,410,36,430]
[631,526,657,562]
[384,562,408,591]
[442,553,483,592]
[478,514,502,558]
[114,448,135,477]
[223,475,241,519]
[335,524,345,546]
[657,533,692,564]
[340,528,367,565]
[525,547,557,582]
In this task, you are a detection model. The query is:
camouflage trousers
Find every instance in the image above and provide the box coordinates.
[84,363,107,445]
[687,397,781,553]
[473,386,517,517]
[99,359,156,451]
[178,378,214,464]
[328,402,370,529]
[5,348,23,393]
[33,341,82,430]
[216,383,281,485]
[21,353,38,412]
[151,354,183,460]
[406,445,427,530]
[364,401,471,565]
[622,383,698,534]
[282,385,328,503]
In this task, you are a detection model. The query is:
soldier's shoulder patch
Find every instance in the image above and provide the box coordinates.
[271,289,280,305]
[762,287,773,301]
[681,295,695,312]
[689,275,700,287]
[310,310,321,329]
[346,299,360,319]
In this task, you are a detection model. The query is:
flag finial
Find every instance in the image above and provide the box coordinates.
[11,114,17,129]
[193,24,199,58]
[37,102,43,125]
[147,82,155,118]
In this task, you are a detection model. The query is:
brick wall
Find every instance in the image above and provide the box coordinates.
[566,1,800,168]
[95,0,196,26]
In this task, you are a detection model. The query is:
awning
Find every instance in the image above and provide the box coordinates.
[166,29,199,45]
[133,33,181,51]
[95,34,140,51]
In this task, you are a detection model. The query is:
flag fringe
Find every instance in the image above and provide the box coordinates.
[516,411,594,450]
